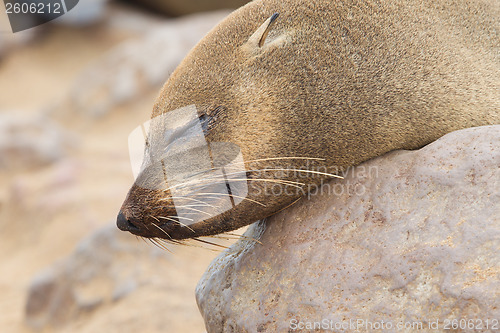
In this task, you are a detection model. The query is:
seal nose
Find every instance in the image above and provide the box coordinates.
[116,211,140,232]
[116,211,129,231]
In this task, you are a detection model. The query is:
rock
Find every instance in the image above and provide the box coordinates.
[53,0,108,26]
[0,113,74,169]
[24,223,214,331]
[24,224,166,329]
[61,11,229,118]
[196,125,500,333]
[125,0,249,17]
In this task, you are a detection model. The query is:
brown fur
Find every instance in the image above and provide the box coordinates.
[117,0,499,240]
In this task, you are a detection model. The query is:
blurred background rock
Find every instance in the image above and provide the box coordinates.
[0,1,248,332]
[124,0,249,16]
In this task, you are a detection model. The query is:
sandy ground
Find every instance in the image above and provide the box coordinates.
[0,8,226,333]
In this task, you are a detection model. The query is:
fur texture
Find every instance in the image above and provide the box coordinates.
[118,0,499,240]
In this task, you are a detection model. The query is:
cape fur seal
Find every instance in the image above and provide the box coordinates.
[117,0,499,242]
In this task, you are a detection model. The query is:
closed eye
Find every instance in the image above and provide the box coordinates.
[199,114,210,135]
[199,106,225,135]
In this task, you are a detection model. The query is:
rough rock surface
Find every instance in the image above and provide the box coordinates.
[196,125,500,333]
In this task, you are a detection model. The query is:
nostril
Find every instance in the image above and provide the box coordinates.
[116,211,140,232]
[116,211,128,230]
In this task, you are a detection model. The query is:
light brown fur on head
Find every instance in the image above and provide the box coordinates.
[117,0,499,241]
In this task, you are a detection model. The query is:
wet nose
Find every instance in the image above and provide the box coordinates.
[116,211,140,232]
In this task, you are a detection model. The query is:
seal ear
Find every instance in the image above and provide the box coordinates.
[246,13,280,49]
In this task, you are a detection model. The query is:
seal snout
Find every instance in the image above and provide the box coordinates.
[116,211,141,233]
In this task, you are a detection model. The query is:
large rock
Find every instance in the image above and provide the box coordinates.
[196,125,500,333]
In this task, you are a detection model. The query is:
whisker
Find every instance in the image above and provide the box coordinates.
[192,237,228,249]
[248,168,342,179]
[206,234,239,240]
[167,178,305,192]
[159,196,218,207]
[151,223,172,239]
[174,216,194,222]
[273,197,302,215]
[178,239,223,251]
[189,192,266,207]
[229,156,326,165]
[150,238,173,253]
[172,202,223,211]
[160,196,217,208]
[157,216,179,223]
[153,197,224,211]
[221,232,263,245]
[174,205,213,217]
[221,178,305,187]
[159,176,212,192]
[216,175,305,186]
[207,234,258,243]
[162,157,328,181]
[158,237,185,246]
[158,156,329,192]
[190,167,342,180]
[157,216,196,233]
[149,215,161,223]
[155,193,220,208]
[177,203,218,208]
[157,238,186,247]
[175,220,195,233]
[148,238,160,249]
